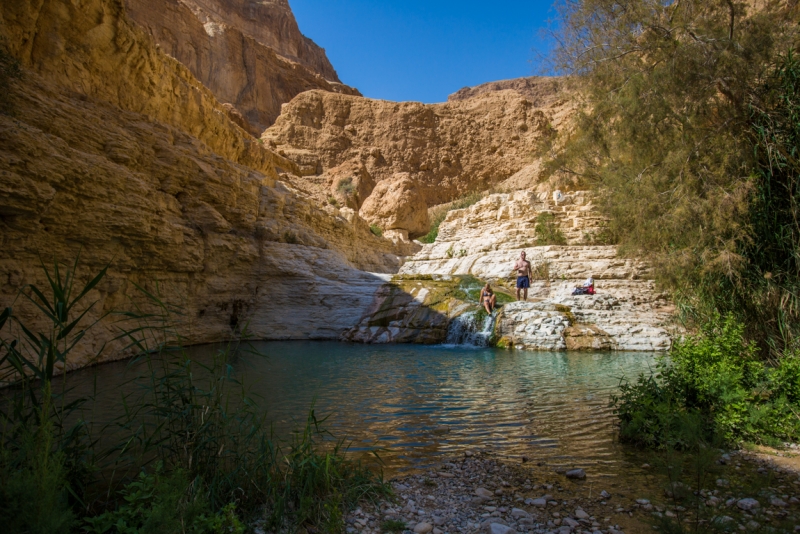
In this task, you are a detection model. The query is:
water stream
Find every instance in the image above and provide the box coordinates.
[444,311,496,346]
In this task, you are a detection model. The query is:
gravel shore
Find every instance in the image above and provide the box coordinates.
[344,450,800,534]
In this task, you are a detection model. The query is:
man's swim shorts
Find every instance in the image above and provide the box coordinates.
[516,276,530,289]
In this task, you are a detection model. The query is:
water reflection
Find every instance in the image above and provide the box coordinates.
[57,342,656,475]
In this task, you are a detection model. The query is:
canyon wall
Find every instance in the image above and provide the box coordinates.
[124,0,360,134]
[0,0,405,375]
[262,83,574,238]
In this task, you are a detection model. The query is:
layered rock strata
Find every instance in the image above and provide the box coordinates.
[395,191,674,351]
[0,0,406,376]
[262,85,574,237]
[125,0,360,134]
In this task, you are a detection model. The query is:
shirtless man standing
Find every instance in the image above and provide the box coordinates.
[512,251,533,301]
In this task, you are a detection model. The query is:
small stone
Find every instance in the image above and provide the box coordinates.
[531,498,547,508]
[716,479,730,487]
[770,497,787,507]
[565,468,586,479]
[600,490,611,499]
[790,496,799,504]
[476,488,495,499]
[495,489,504,496]
[746,520,760,530]
[641,463,651,469]
[433,529,443,534]
[574,509,589,519]
[564,518,580,528]
[414,522,433,534]
[636,499,650,505]
[737,498,760,511]
[485,522,516,534]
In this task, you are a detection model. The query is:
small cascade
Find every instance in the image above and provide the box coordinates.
[444,311,496,347]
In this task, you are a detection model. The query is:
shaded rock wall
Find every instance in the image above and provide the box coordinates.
[0,0,405,375]
[124,0,360,134]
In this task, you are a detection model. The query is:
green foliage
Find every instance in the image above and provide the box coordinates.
[0,383,75,534]
[547,0,800,348]
[0,258,391,533]
[328,196,339,206]
[533,212,567,246]
[336,177,357,197]
[370,224,383,237]
[381,519,406,533]
[420,191,484,243]
[613,314,800,448]
[84,469,244,534]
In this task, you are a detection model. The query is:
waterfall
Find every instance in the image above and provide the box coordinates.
[444,311,496,347]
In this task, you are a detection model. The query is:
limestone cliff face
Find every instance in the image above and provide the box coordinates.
[124,0,360,134]
[262,86,574,237]
[0,0,405,375]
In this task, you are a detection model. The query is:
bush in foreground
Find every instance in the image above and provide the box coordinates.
[613,314,800,449]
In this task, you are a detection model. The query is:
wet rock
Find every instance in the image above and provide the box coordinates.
[565,468,586,479]
[737,498,760,511]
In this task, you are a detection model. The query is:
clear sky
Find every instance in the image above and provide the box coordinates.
[290,1,556,104]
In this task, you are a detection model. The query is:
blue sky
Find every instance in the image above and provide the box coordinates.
[291,1,556,104]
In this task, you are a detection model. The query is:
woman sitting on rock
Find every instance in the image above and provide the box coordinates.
[481,283,496,314]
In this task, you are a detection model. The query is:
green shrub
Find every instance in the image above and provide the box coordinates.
[336,177,357,197]
[533,212,567,246]
[419,192,483,244]
[83,469,244,534]
[369,224,382,237]
[613,314,800,448]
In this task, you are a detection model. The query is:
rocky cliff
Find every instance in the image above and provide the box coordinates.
[345,190,675,351]
[124,0,360,134]
[262,86,575,238]
[0,0,406,375]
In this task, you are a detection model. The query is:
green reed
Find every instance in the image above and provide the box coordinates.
[0,257,390,532]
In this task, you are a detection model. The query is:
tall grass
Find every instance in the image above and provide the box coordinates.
[0,257,391,532]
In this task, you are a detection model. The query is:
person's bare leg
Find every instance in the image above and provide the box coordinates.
[523,288,528,301]
[490,295,496,311]
[484,300,491,314]
[516,287,521,301]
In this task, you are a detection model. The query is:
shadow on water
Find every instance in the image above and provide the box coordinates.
[61,341,657,476]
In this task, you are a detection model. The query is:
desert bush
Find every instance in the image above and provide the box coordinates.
[370,224,383,237]
[336,177,357,197]
[533,212,567,245]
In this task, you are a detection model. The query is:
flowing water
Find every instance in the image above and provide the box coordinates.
[64,341,657,476]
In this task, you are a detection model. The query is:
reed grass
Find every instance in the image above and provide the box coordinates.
[0,257,391,532]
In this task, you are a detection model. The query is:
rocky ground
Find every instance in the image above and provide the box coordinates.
[343,450,800,534]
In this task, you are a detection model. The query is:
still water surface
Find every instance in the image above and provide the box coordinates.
[71,341,656,475]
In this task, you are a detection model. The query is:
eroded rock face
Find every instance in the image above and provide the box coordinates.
[399,191,675,351]
[0,0,406,375]
[125,0,360,133]
[262,86,574,235]
[359,173,429,237]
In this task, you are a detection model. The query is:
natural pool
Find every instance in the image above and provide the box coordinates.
[66,341,657,475]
